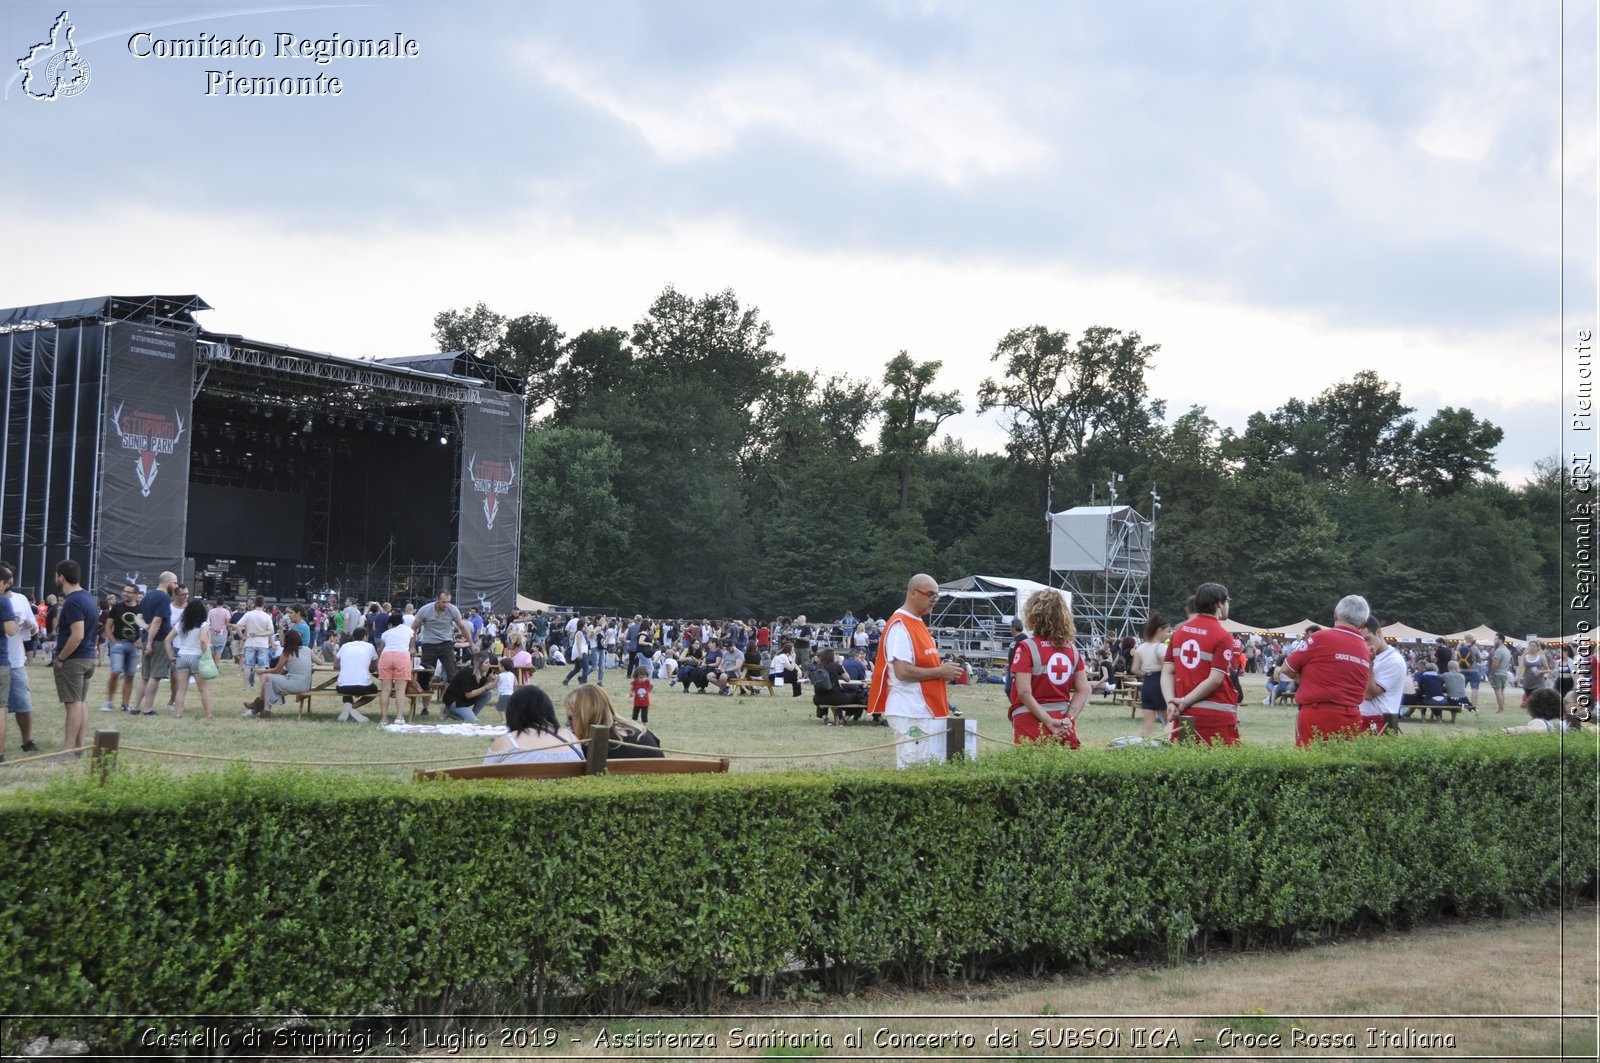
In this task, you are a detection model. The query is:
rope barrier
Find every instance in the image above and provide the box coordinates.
[0,720,984,772]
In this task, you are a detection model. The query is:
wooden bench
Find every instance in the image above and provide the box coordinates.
[734,663,775,696]
[293,687,433,720]
[414,757,730,781]
[1113,675,1143,718]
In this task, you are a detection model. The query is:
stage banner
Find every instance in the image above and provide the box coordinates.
[456,389,524,615]
[93,323,194,595]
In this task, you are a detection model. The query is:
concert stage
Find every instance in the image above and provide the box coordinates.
[0,295,525,611]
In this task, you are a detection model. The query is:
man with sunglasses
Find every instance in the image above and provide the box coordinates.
[868,573,967,765]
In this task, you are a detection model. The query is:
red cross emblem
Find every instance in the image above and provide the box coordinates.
[1177,638,1202,670]
[1047,652,1074,684]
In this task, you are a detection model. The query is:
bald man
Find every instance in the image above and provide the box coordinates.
[868,574,968,767]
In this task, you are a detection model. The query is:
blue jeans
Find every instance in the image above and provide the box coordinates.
[564,655,590,685]
[591,647,605,685]
[242,646,272,687]
[108,640,140,678]
[445,687,494,723]
[7,665,31,715]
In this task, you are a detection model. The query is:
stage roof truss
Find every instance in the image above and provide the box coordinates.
[197,338,485,407]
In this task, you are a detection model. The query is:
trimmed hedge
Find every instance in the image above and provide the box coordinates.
[0,736,1593,1049]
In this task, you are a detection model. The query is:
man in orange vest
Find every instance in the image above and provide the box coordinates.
[869,573,968,767]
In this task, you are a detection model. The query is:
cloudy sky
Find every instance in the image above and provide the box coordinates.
[3,0,1593,484]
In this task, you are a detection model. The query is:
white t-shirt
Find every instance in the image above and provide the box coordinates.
[853,628,869,649]
[400,613,417,628]
[1361,647,1406,718]
[174,623,206,655]
[882,610,936,718]
[769,652,791,675]
[240,608,274,649]
[496,671,515,697]
[380,625,415,656]
[6,591,34,668]
[337,641,379,687]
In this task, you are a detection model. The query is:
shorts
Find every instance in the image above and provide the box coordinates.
[1296,705,1362,747]
[1490,672,1508,691]
[1171,708,1240,746]
[336,682,379,697]
[1011,706,1080,749]
[108,640,140,678]
[140,649,171,682]
[378,652,413,682]
[1138,672,1165,712]
[53,657,95,703]
[174,653,203,675]
[8,666,31,714]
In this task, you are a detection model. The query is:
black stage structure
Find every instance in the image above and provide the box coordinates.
[0,295,526,612]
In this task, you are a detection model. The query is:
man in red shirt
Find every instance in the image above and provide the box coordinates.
[1282,595,1373,746]
[1161,582,1240,745]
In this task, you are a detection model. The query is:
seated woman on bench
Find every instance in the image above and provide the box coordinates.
[565,684,663,759]
[484,685,581,764]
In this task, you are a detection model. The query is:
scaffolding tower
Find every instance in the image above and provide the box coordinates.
[1047,501,1154,642]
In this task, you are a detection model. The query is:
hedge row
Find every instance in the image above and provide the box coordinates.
[0,736,1593,1049]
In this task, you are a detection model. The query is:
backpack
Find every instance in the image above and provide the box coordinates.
[807,663,834,692]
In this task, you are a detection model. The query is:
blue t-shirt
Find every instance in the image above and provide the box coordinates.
[139,587,172,646]
[842,657,867,682]
[291,621,312,649]
[56,589,100,660]
[0,596,14,657]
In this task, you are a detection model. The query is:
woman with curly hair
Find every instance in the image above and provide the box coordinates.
[1008,589,1090,748]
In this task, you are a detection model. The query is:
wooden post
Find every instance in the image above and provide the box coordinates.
[92,729,119,784]
[584,730,610,775]
[945,717,967,763]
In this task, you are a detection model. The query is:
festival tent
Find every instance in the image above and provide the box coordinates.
[1381,622,1443,643]
[515,593,554,612]
[1272,619,1320,637]
[932,575,1057,655]
[1443,624,1500,643]
[1222,618,1286,636]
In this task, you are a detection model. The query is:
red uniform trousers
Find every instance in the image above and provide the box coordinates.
[1296,703,1362,746]
[1170,707,1240,746]
[1012,706,1080,749]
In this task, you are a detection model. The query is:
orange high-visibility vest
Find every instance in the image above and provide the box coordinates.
[868,609,950,718]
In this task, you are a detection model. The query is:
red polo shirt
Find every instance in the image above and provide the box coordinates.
[1287,624,1371,709]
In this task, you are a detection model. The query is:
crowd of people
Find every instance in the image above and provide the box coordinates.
[3,557,1591,760]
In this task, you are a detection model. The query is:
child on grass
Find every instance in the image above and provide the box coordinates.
[495,656,516,718]
[630,665,652,724]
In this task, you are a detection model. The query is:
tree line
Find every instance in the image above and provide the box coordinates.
[434,286,1567,635]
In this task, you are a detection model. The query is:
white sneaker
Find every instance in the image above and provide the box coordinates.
[337,703,353,723]
[99,701,116,712]
[392,716,405,725]
[166,703,176,713]
[349,708,369,724]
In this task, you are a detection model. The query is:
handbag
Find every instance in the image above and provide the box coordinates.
[197,653,220,680]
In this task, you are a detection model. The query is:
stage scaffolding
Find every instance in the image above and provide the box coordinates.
[0,294,526,607]
[1048,504,1153,642]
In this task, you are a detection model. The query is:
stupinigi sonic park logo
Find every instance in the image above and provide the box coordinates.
[15,9,420,100]
[110,403,186,498]
[467,454,517,531]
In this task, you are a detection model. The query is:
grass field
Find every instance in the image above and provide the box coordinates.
[0,659,1568,792]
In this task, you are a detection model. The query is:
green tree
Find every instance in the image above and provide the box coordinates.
[978,324,1162,510]
[519,427,636,604]
[1408,406,1504,495]
[879,352,963,512]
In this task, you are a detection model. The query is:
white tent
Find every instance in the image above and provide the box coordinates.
[932,575,1061,656]
[515,593,553,613]
[1381,622,1443,643]
[1222,618,1287,636]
